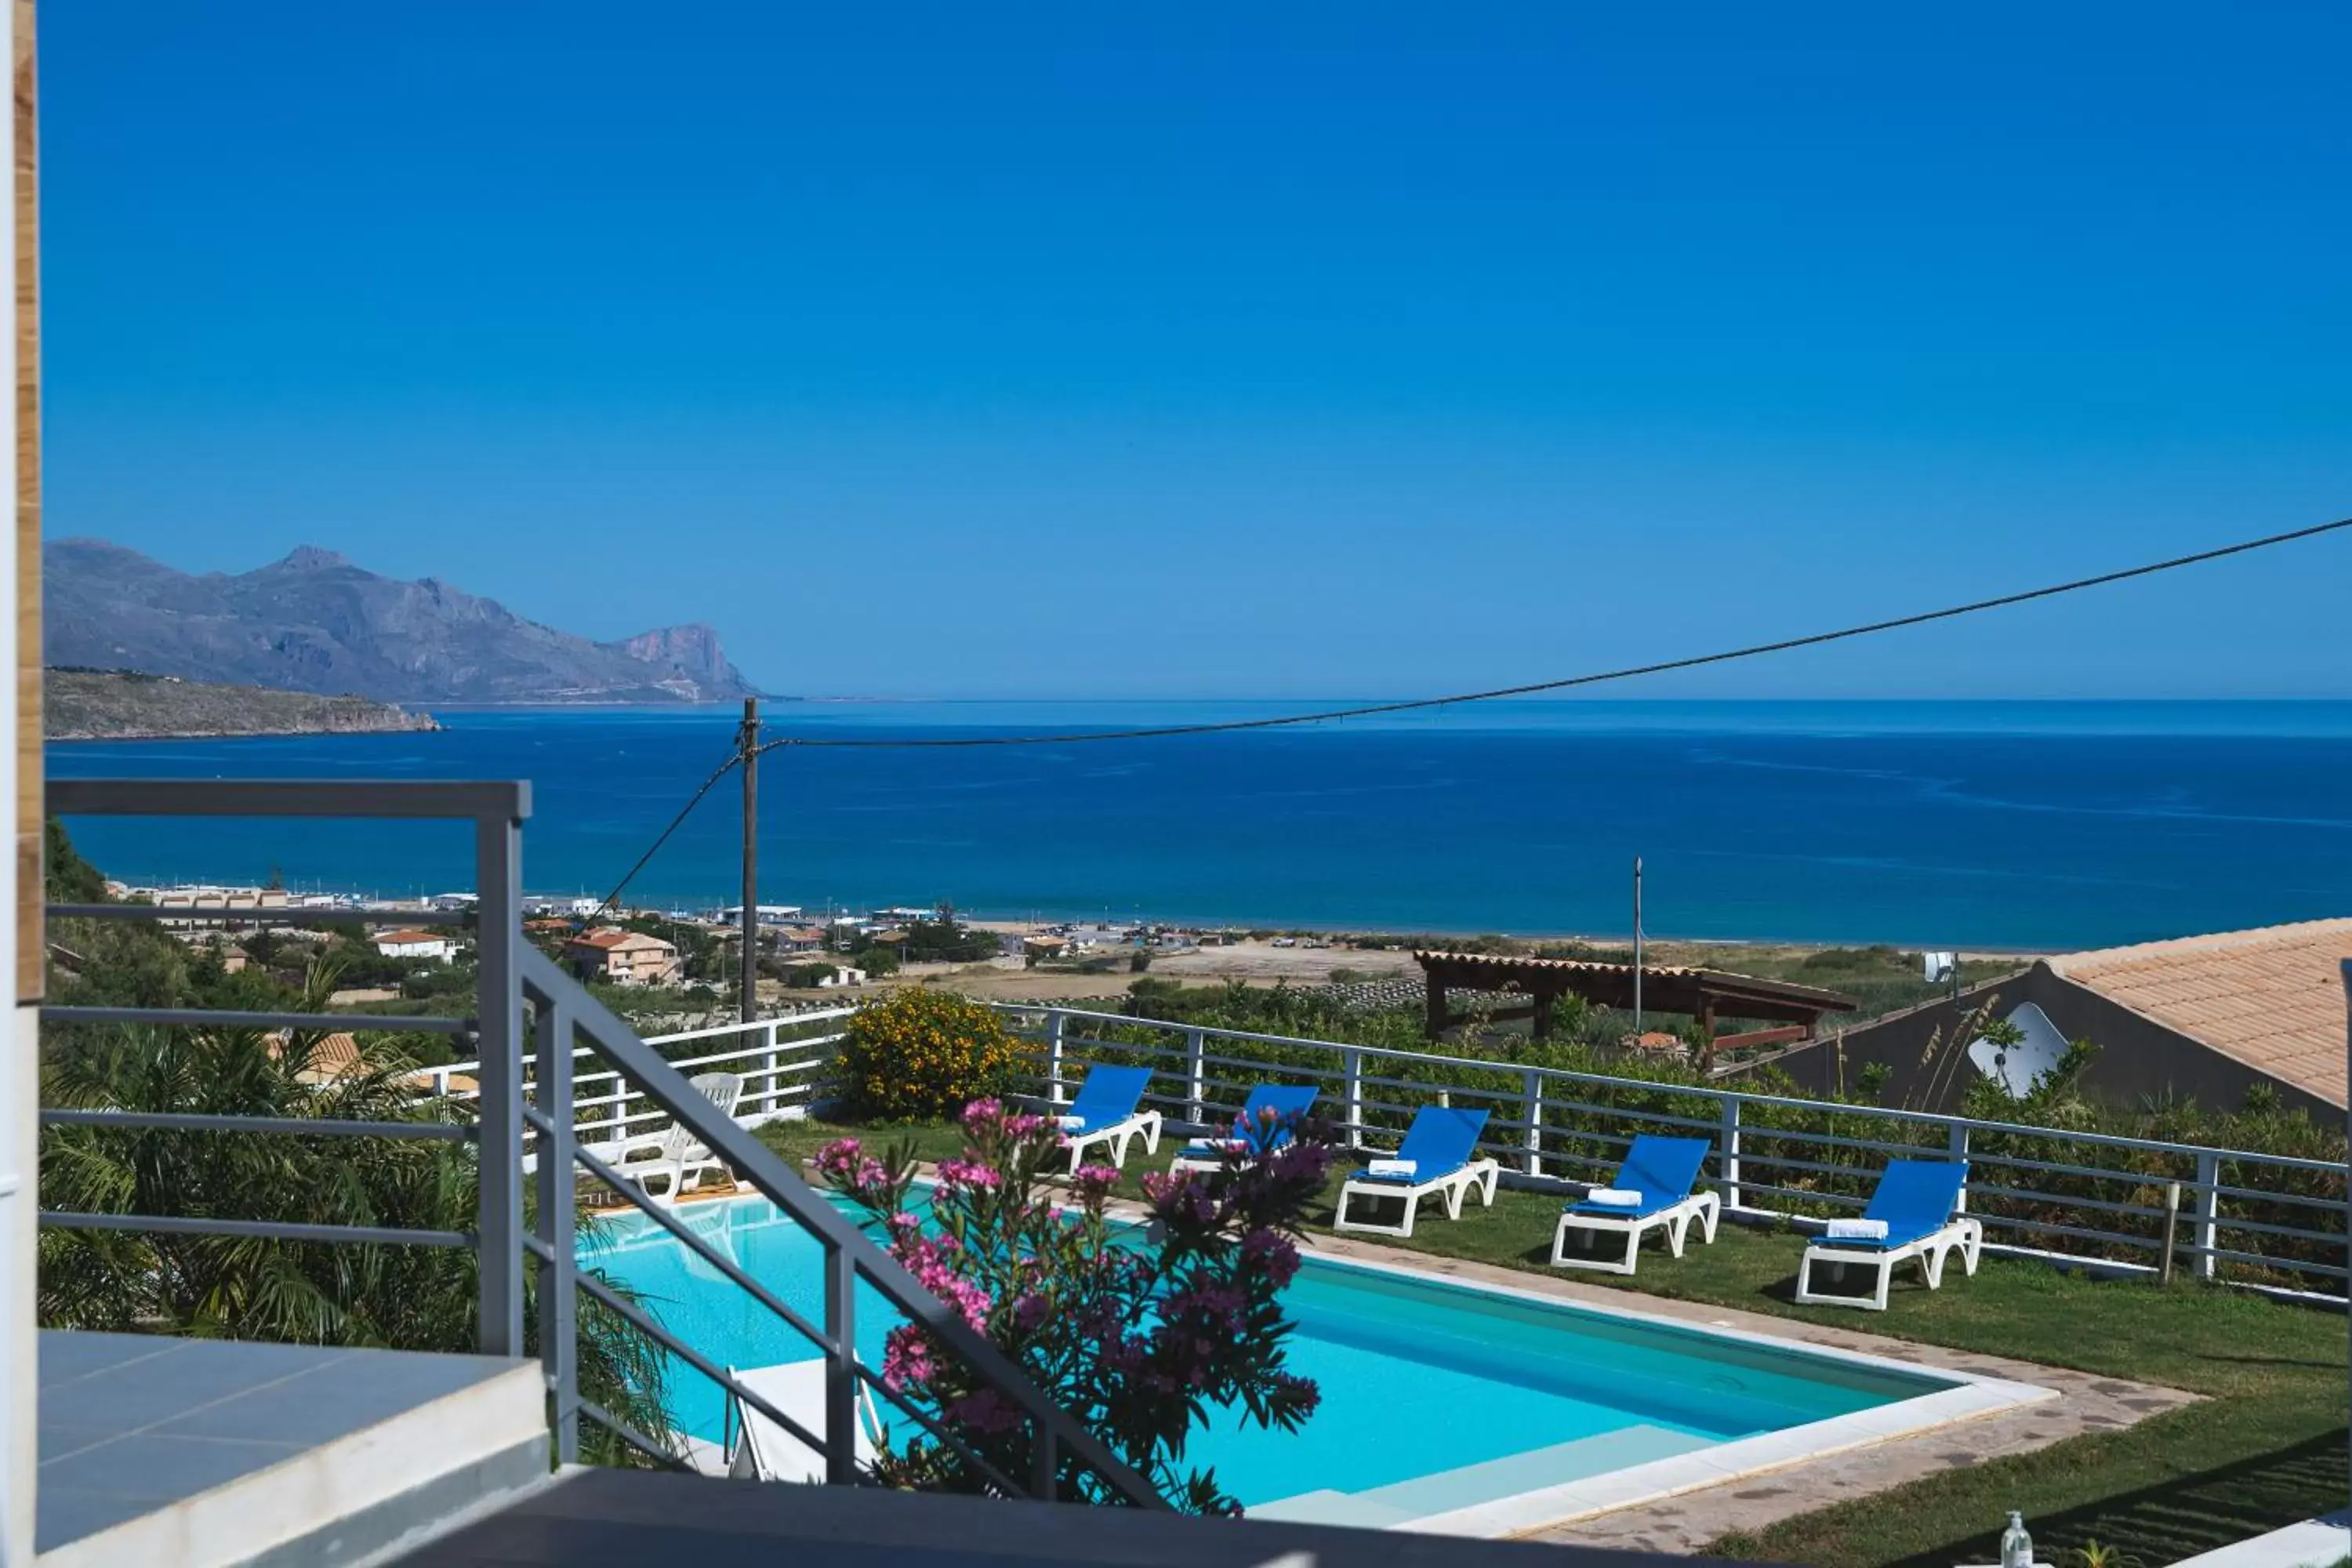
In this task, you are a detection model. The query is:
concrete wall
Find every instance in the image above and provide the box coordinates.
[1741,964,2339,1120]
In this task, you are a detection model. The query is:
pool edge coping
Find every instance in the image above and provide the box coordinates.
[1286,1242,2059,1539]
[598,1178,2070,1539]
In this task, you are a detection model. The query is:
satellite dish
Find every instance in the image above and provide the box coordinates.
[1966,1003,2071,1097]
[1922,951,1957,985]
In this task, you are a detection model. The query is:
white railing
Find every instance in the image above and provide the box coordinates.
[436,1007,855,1152]
[1004,1004,2350,1300]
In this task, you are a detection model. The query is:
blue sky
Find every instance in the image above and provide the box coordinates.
[42,3,2352,699]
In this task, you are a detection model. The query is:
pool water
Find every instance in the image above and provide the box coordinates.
[585,1194,1953,1522]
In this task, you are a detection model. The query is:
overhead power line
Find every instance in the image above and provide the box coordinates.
[584,742,745,921]
[753,514,2352,753]
[590,513,2350,909]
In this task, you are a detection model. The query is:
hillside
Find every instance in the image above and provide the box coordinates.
[44,539,759,705]
[45,667,441,739]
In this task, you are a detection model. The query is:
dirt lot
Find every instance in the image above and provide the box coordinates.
[827,938,1422,1003]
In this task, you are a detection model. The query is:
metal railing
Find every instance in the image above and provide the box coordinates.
[434,1009,852,1151]
[1004,1004,2351,1298]
[517,950,1164,1502]
[36,779,1163,1508]
[40,778,533,1350]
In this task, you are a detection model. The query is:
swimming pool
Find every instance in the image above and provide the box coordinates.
[586,1194,2048,1534]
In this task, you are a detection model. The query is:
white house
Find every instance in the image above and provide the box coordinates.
[814,965,867,989]
[716,904,804,926]
[374,929,458,963]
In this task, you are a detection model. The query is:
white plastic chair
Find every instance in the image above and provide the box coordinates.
[611,1071,742,1203]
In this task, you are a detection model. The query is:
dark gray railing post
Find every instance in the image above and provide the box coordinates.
[532,989,579,1462]
[474,799,528,1356]
[824,1243,858,1486]
[1033,1428,1058,1501]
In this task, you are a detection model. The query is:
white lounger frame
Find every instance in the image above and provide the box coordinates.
[1794,1215,1983,1311]
[1168,1138,1261,1174]
[1549,1190,1721,1275]
[1332,1159,1501,1239]
[1063,1109,1163,1170]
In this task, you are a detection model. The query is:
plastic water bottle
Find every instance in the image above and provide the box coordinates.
[2000,1511,2034,1568]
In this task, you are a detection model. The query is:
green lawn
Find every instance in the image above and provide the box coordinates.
[755,1114,2349,1568]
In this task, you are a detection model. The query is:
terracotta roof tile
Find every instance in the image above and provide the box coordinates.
[2046,918,2352,1107]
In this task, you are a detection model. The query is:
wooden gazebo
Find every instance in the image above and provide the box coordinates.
[1413,949,1857,1053]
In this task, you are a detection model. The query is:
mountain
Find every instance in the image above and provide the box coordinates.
[46,668,440,739]
[44,539,759,705]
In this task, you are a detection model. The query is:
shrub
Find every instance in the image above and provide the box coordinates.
[815,1098,1330,1510]
[832,989,1018,1122]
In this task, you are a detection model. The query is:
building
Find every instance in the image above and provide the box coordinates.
[374,928,459,963]
[1764,919,2352,1116]
[814,964,867,989]
[564,927,683,987]
[1022,934,1070,962]
[774,924,826,954]
[717,903,804,926]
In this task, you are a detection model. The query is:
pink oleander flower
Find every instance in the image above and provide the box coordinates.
[1069,1163,1121,1200]
[880,1324,937,1392]
[1002,1112,1051,1139]
[948,1388,1023,1435]
[936,1156,1004,1192]
[1266,1142,1331,1185]
[1241,1227,1301,1288]
[960,1098,1006,1131]
[1012,1292,1051,1333]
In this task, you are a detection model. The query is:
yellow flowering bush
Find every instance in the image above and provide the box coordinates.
[833,989,1019,1122]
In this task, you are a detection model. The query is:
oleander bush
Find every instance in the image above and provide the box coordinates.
[815,1098,1330,1511]
[833,988,1018,1122]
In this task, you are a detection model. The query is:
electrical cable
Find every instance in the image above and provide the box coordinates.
[584,742,746,920]
[589,513,2349,907]
[750,514,2352,752]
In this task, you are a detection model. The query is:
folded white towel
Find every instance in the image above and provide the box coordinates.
[1367,1158,1417,1178]
[1186,1137,1247,1154]
[1826,1218,1889,1240]
[1584,1188,1642,1207]
[1057,1115,1086,1131]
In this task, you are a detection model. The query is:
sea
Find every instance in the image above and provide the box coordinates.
[42,700,2352,951]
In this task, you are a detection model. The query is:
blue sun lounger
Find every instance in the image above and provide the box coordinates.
[1170,1083,1319,1172]
[1333,1105,1501,1238]
[1795,1159,1980,1311]
[1053,1064,1163,1169]
[1550,1134,1720,1275]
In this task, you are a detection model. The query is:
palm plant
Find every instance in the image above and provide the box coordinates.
[38,960,672,1466]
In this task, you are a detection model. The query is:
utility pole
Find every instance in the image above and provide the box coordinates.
[1632,856,1644,1035]
[739,698,760,1025]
